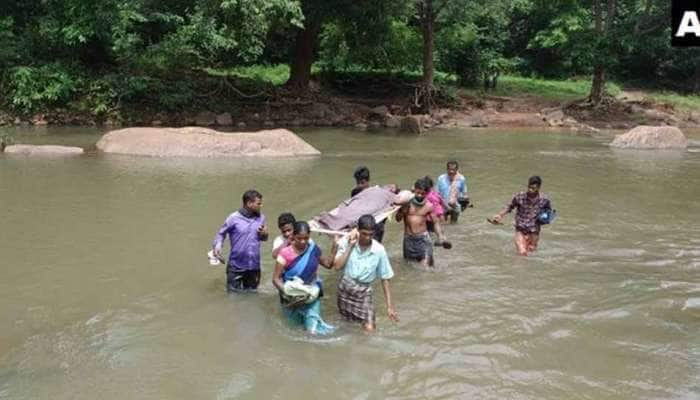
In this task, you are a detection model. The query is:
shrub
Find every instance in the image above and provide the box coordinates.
[6,63,81,114]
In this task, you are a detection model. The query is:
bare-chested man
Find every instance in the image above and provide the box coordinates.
[396,178,448,267]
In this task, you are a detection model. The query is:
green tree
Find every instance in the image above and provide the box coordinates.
[524,0,621,103]
[412,0,463,111]
[286,0,404,90]
[589,0,617,104]
[437,0,520,88]
[614,0,700,93]
[0,0,303,112]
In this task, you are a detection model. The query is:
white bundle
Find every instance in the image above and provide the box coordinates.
[282,277,320,304]
[207,250,222,266]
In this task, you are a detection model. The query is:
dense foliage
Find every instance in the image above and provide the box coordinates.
[0,0,696,116]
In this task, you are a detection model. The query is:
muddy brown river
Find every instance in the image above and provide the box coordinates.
[1,126,699,399]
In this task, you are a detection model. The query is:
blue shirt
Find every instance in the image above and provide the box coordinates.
[335,237,394,283]
[213,209,267,271]
[437,173,467,204]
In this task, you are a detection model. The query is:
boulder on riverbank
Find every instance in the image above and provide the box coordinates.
[96,127,321,157]
[3,144,84,155]
[399,115,423,134]
[610,125,687,149]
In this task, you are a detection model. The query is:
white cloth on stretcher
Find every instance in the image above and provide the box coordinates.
[310,186,413,233]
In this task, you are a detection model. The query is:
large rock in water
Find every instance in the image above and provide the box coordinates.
[96,127,321,157]
[610,125,687,149]
[399,115,423,134]
[4,144,84,155]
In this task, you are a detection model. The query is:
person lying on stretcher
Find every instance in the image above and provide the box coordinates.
[315,185,414,232]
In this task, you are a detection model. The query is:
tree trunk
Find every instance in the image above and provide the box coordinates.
[606,0,617,27]
[421,0,434,88]
[418,0,435,113]
[286,21,320,92]
[589,0,609,105]
[590,65,605,104]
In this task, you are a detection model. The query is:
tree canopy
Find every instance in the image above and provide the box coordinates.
[0,0,696,115]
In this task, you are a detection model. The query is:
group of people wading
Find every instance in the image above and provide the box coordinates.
[211,161,555,335]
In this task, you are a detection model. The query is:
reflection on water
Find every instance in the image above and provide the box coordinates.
[1,127,699,399]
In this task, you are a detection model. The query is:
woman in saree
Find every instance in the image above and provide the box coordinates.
[272,221,338,335]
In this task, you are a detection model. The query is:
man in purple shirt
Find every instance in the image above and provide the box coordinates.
[213,190,269,292]
[491,176,552,256]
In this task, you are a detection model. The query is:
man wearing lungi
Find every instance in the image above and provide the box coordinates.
[396,178,447,267]
[333,214,399,332]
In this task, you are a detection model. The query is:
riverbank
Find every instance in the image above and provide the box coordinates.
[2,72,699,134]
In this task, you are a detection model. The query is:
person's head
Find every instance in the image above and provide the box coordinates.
[277,212,296,239]
[353,166,371,188]
[413,178,430,201]
[423,176,434,190]
[242,190,263,213]
[291,221,311,251]
[384,183,400,194]
[527,175,542,197]
[357,214,376,247]
[446,160,459,179]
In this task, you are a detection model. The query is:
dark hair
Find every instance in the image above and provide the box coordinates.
[242,189,262,205]
[414,178,429,191]
[446,160,459,169]
[357,214,376,231]
[292,221,311,235]
[277,212,296,228]
[528,176,542,187]
[353,166,370,184]
[423,175,434,189]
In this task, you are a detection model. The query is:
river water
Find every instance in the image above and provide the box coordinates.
[1,126,699,399]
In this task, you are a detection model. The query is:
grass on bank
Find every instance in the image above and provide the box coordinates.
[471,76,700,112]
[645,92,700,112]
[207,64,699,112]
[460,75,622,101]
[208,65,622,102]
